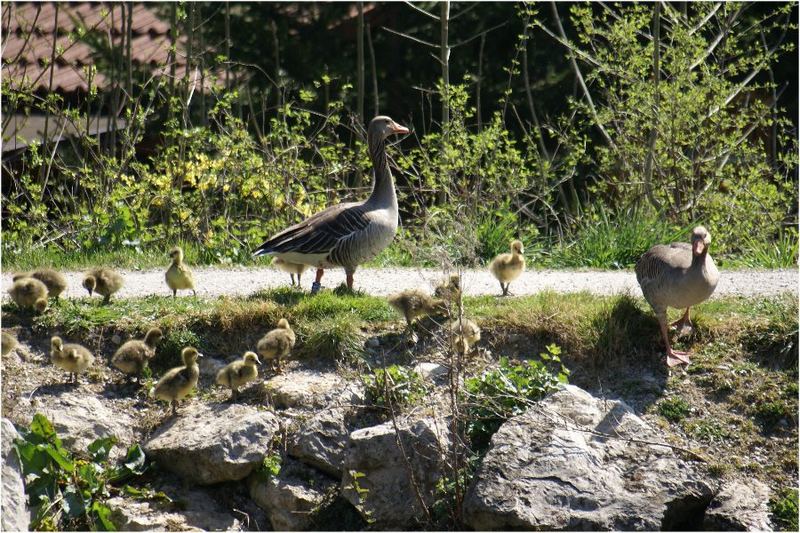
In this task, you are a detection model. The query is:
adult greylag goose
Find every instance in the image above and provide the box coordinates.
[489,240,526,296]
[635,226,719,367]
[252,116,409,293]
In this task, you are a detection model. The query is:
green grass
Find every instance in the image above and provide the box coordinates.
[5,221,796,272]
[657,397,692,423]
[770,488,799,532]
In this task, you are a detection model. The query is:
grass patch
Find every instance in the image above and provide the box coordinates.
[657,397,692,423]
[770,487,799,531]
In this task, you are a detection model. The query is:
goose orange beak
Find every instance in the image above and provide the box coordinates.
[391,123,410,135]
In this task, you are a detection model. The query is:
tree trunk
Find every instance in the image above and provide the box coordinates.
[440,0,450,127]
[357,2,365,124]
[367,23,379,116]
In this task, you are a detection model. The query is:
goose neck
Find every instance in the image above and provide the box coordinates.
[367,136,396,207]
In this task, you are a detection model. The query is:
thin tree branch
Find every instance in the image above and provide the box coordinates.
[403,1,440,21]
[549,1,615,148]
[382,26,438,48]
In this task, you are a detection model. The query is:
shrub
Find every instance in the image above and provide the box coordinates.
[464,345,569,450]
[13,413,146,530]
[362,364,428,410]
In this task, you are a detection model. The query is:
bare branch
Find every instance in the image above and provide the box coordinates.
[688,2,722,35]
[382,25,438,48]
[403,1,440,21]
[451,21,507,48]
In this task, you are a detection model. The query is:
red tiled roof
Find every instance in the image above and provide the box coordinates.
[1,2,218,95]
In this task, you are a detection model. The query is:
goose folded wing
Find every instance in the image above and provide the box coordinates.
[254,202,368,255]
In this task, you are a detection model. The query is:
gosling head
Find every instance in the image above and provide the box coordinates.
[144,328,164,346]
[368,115,410,142]
[65,347,80,361]
[34,298,48,313]
[277,318,291,330]
[511,240,524,255]
[691,226,711,256]
[449,274,461,288]
[243,351,261,365]
[83,275,96,296]
[168,246,184,264]
[181,346,202,365]
[51,336,63,351]
[11,273,28,282]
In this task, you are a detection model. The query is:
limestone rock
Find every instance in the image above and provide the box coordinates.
[107,482,241,531]
[463,384,715,530]
[287,408,350,477]
[703,479,772,531]
[2,418,29,532]
[341,416,451,529]
[264,370,363,409]
[249,457,337,531]
[413,362,448,381]
[20,391,136,460]
[144,403,279,485]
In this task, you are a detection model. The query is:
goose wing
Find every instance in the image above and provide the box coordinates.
[635,242,692,289]
[253,202,369,257]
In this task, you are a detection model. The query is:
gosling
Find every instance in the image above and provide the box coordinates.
[112,328,164,383]
[256,318,295,374]
[489,240,526,296]
[387,289,446,329]
[13,268,67,300]
[8,277,49,312]
[153,346,202,416]
[449,318,481,355]
[165,246,196,298]
[273,257,309,288]
[216,351,261,400]
[1,331,18,356]
[434,274,462,306]
[50,336,95,384]
[83,268,124,303]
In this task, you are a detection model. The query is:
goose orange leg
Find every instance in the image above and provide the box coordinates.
[670,307,691,331]
[346,271,354,290]
[659,317,691,367]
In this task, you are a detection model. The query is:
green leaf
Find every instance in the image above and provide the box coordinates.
[123,444,147,475]
[44,444,74,472]
[91,500,117,531]
[88,436,117,463]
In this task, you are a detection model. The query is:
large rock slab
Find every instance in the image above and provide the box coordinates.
[107,482,242,531]
[249,457,337,531]
[703,479,771,531]
[144,403,280,485]
[264,370,363,409]
[463,385,715,530]
[341,416,450,529]
[2,418,29,532]
[21,391,136,460]
[287,408,350,477]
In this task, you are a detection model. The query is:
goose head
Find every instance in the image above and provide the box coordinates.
[83,275,96,295]
[277,318,291,330]
[691,226,711,256]
[51,336,63,352]
[169,246,184,264]
[145,328,164,347]
[181,346,202,365]
[368,116,409,142]
[243,351,262,366]
[34,298,48,313]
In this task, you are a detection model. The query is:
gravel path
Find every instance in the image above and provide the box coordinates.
[2,266,796,300]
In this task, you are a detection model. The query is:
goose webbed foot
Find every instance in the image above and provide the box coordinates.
[667,349,692,367]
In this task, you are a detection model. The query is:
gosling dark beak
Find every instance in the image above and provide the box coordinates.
[692,240,705,255]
